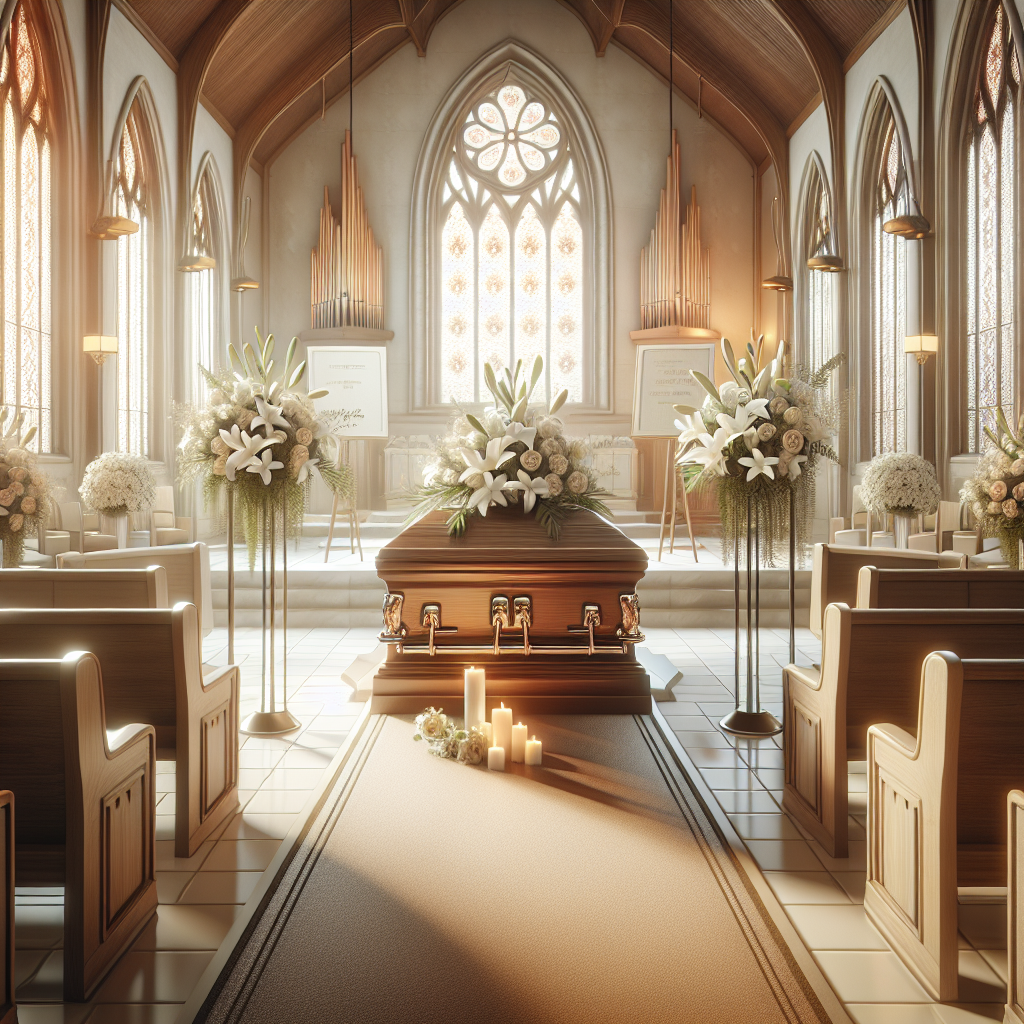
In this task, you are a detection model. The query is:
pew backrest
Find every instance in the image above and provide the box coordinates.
[57,542,212,635]
[0,567,168,610]
[820,604,1024,755]
[810,543,968,639]
[856,567,1024,611]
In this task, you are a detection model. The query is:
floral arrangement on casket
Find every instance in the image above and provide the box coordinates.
[860,451,941,524]
[413,708,489,764]
[676,335,842,563]
[960,406,1024,569]
[0,407,53,567]
[413,355,610,539]
[79,452,156,520]
[176,328,361,567]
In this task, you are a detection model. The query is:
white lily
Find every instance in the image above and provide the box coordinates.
[296,457,320,485]
[467,472,508,516]
[245,448,285,485]
[458,436,516,483]
[784,453,808,480]
[508,469,550,512]
[251,396,290,436]
[738,448,779,482]
[675,413,705,451]
[502,421,538,450]
[219,425,274,482]
[679,426,731,477]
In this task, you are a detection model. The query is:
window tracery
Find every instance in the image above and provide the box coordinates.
[804,162,836,372]
[189,166,218,401]
[1,3,52,452]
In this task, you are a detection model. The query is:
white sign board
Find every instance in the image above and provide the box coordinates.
[631,343,716,438]
[306,345,389,438]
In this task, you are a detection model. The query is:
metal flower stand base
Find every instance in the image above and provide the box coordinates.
[719,491,795,737]
[228,489,300,736]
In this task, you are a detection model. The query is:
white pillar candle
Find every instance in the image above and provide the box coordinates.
[492,702,513,756]
[525,736,542,766]
[487,746,505,771]
[464,666,486,730]
[480,721,493,746]
[511,722,527,763]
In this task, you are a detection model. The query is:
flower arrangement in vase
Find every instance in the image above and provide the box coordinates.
[859,451,941,547]
[676,335,842,563]
[176,328,361,567]
[413,355,610,539]
[0,407,53,567]
[960,407,1024,569]
[79,452,156,520]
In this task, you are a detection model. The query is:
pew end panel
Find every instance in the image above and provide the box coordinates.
[0,792,13,1024]
[1007,790,1024,1024]
[865,654,1024,1002]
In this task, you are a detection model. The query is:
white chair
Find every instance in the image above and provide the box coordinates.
[149,485,192,546]
[908,500,964,553]
[834,485,874,546]
[59,502,117,553]
[36,503,71,559]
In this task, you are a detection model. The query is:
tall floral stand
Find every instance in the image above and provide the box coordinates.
[719,490,794,737]
[234,489,300,736]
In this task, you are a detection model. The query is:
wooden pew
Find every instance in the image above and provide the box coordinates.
[0,567,168,610]
[0,791,13,1024]
[864,654,1024,1000]
[783,606,1024,858]
[0,605,239,857]
[0,653,157,1001]
[809,543,967,640]
[856,567,1024,611]
[1007,790,1024,1024]
[58,542,214,636]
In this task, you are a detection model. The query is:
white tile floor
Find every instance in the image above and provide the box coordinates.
[13,624,1009,1023]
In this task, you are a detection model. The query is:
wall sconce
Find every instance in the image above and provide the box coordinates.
[904,334,938,365]
[177,254,216,272]
[231,276,259,291]
[83,335,118,366]
[90,214,140,239]
[883,213,931,239]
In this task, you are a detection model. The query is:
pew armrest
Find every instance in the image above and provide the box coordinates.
[867,721,918,757]
[784,662,821,692]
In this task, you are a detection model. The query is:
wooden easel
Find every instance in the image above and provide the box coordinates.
[657,436,698,563]
[324,439,363,562]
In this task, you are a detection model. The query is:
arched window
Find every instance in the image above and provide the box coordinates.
[439,79,584,404]
[187,161,220,400]
[965,5,1019,452]
[870,109,909,456]
[803,158,837,371]
[1,3,52,452]
[114,101,151,457]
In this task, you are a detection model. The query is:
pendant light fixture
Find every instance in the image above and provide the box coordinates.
[762,196,792,292]
[231,196,259,291]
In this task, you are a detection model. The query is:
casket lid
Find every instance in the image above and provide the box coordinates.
[377,509,647,570]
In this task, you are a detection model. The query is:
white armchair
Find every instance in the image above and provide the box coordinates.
[59,502,117,553]
[149,486,192,546]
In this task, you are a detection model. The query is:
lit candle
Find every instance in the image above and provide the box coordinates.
[492,702,513,756]
[525,736,542,766]
[480,721,493,745]
[488,746,505,771]
[464,666,486,730]
[511,722,527,763]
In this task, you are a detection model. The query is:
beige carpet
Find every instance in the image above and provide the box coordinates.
[198,715,832,1024]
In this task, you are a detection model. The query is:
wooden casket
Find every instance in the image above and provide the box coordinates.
[372,508,650,715]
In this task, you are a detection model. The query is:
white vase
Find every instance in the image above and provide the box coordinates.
[893,515,912,549]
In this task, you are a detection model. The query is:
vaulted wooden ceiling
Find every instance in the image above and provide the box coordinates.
[122,0,902,185]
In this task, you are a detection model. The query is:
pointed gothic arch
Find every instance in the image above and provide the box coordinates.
[410,40,611,413]
[795,151,838,372]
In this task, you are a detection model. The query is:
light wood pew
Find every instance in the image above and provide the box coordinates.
[0,653,157,1001]
[0,791,13,1024]
[0,567,169,610]
[0,605,239,858]
[864,654,1024,1000]
[856,567,1024,611]
[58,542,213,636]
[783,606,1024,858]
[1008,790,1024,1024]
[809,543,967,640]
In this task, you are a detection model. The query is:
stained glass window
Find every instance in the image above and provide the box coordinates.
[805,163,836,373]
[440,81,584,404]
[870,113,908,456]
[115,103,150,457]
[1,4,52,452]
[966,6,1019,452]
[189,168,217,401]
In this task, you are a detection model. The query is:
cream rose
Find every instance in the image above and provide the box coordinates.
[783,407,804,428]
[545,473,564,496]
[463,471,485,490]
[19,496,36,515]
[782,430,805,454]
[1012,458,1024,476]
[757,423,776,442]
[0,488,14,507]
[295,427,314,446]
[8,514,23,531]
[990,480,1008,502]
[566,470,588,494]
[539,438,563,458]
[1014,483,1024,502]
[769,397,789,416]
[1003,499,1020,519]
[537,416,562,440]
[988,501,1002,514]
[211,436,230,456]
[415,708,449,741]
[548,454,569,476]
[213,455,228,476]
[458,729,488,766]
[8,467,27,483]
[236,409,256,430]
[520,450,542,472]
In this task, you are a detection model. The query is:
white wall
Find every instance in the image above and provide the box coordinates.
[265,0,755,438]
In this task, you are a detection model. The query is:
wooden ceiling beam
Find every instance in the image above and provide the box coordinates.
[398,0,427,57]
[177,0,251,256]
[596,0,627,57]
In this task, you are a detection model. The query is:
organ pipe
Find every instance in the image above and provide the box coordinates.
[310,129,385,330]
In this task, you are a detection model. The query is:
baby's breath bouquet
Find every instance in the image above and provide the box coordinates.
[960,406,1024,569]
[79,452,156,518]
[176,328,360,567]
[413,708,489,765]
[677,335,842,563]
[0,407,53,567]
[413,356,610,540]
